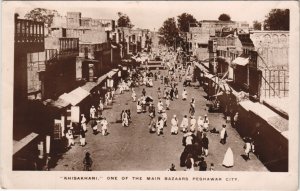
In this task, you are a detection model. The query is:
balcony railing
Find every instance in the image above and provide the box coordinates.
[15,15,44,52]
[59,38,79,55]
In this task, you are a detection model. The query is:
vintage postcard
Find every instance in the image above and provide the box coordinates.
[1,1,299,190]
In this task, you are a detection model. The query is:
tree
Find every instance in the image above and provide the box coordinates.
[218,14,231,21]
[253,20,262,30]
[117,12,133,28]
[24,8,60,27]
[264,9,289,30]
[177,13,197,32]
[158,17,179,47]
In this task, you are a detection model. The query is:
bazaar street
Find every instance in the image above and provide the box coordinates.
[52,69,267,171]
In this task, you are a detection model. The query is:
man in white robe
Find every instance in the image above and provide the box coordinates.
[180,115,189,133]
[171,115,178,135]
[190,116,196,132]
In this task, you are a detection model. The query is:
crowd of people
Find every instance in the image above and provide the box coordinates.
[63,48,255,171]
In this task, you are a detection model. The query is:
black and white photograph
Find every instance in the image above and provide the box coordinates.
[1,1,299,190]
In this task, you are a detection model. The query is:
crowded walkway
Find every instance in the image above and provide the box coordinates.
[52,51,267,171]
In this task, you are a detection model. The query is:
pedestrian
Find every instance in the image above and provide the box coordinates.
[190,116,196,132]
[167,163,176,171]
[156,116,164,136]
[83,152,93,171]
[98,100,104,116]
[132,90,136,102]
[189,98,195,116]
[92,119,99,135]
[180,115,189,133]
[209,163,215,171]
[244,137,252,161]
[81,114,87,132]
[157,100,164,114]
[233,112,239,128]
[111,88,115,98]
[185,153,194,171]
[165,97,170,110]
[149,115,156,133]
[66,129,74,148]
[142,88,146,96]
[171,115,178,135]
[90,105,96,119]
[122,110,129,127]
[199,157,207,171]
[170,88,174,100]
[101,117,108,136]
[222,147,234,168]
[197,116,204,132]
[137,100,142,113]
[163,87,168,99]
[202,133,209,157]
[105,93,109,105]
[182,89,187,100]
[126,109,131,122]
[183,132,194,146]
[161,110,168,127]
[203,114,209,132]
[79,127,86,146]
[220,124,228,145]
[154,72,158,81]
[141,98,147,112]
[157,87,162,99]
[174,87,179,99]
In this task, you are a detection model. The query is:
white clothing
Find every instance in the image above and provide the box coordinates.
[182,90,187,99]
[186,136,193,145]
[81,117,87,131]
[171,118,178,133]
[222,147,234,167]
[137,104,142,113]
[220,128,226,139]
[157,120,164,135]
[166,99,170,108]
[180,118,189,131]
[190,118,196,132]
[245,142,251,154]
[157,102,164,112]
[203,118,209,130]
[162,113,168,122]
[101,120,108,135]
[90,108,96,118]
[197,117,204,130]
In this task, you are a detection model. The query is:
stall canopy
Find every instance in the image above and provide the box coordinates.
[239,100,288,137]
[232,57,249,66]
[194,62,209,73]
[59,87,90,106]
[81,82,97,92]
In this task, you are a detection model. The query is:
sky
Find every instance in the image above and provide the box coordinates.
[15,1,291,30]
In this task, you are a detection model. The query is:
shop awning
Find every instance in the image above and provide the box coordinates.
[194,62,209,73]
[81,82,97,92]
[239,100,288,134]
[204,73,216,80]
[13,132,39,155]
[232,57,249,66]
[59,87,90,106]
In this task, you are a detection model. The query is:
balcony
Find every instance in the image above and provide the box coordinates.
[45,37,79,58]
[59,38,79,56]
[15,14,45,52]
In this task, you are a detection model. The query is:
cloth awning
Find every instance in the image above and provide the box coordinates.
[194,62,209,73]
[81,82,97,92]
[232,57,249,66]
[239,100,288,134]
[13,132,39,155]
[204,73,215,79]
[59,87,90,106]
